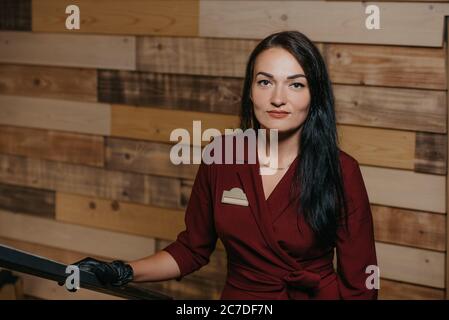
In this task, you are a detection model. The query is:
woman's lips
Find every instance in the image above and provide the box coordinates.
[267,110,290,119]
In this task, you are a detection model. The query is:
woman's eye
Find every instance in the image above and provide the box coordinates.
[290,82,304,89]
[257,80,271,86]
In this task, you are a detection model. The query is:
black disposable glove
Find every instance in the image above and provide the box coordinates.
[69,257,134,287]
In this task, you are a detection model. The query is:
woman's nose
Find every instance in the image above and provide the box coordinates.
[271,86,286,107]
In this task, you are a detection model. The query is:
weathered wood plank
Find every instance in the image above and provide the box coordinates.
[326,43,446,90]
[379,279,444,300]
[106,137,199,180]
[372,205,445,252]
[361,165,446,213]
[0,210,155,261]
[137,36,325,77]
[0,154,181,209]
[0,125,104,167]
[111,104,239,145]
[0,0,31,31]
[415,132,446,175]
[33,0,199,36]
[0,64,97,102]
[199,1,449,47]
[334,85,446,134]
[0,31,135,70]
[137,36,259,76]
[56,192,225,251]
[98,70,242,115]
[0,95,110,136]
[376,242,445,288]
[0,183,54,219]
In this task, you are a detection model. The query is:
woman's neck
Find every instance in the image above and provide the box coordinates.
[262,127,301,168]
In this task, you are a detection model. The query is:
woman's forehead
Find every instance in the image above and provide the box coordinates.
[254,48,305,76]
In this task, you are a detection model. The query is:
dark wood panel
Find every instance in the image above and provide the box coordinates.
[0,0,30,31]
[98,70,242,115]
[415,132,447,175]
[0,183,54,219]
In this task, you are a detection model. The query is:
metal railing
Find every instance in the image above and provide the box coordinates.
[0,244,172,300]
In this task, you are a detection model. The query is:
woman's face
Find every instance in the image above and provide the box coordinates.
[250,47,311,134]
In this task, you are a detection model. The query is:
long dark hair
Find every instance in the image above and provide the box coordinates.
[240,30,349,248]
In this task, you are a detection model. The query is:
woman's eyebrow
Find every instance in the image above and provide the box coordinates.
[255,71,306,79]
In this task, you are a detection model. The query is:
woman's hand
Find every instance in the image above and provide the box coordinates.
[71,257,134,286]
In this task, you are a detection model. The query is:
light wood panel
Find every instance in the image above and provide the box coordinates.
[339,125,415,170]
[106,137,200,180]
[376,242,445,288]
[33,0,199,36]
[0,64,97,102]
[55,192,225,251]
[0,126,104,167]
[339,126,446,175]
[0,95,110,136]
[0,154,181,209]
[0,31,135,70]
[361,165,446,213]
[334,85,446,134]
[326,43,446,90]
[111,104,239,145]
[0,209,155,261]
[199,1,449,47]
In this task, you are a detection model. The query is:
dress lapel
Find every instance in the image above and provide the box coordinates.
[236,158,300,270]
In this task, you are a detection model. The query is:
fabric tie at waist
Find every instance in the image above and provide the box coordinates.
[226,261,332,300]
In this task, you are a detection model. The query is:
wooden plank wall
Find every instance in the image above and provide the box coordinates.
[0,0,448,300]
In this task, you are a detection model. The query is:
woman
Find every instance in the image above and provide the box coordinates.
[73,31,378,300]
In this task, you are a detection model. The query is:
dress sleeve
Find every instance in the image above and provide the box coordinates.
[162,161,218,281]
[335,159,379,299]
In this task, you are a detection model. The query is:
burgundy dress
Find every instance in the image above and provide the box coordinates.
[163,135,378,300]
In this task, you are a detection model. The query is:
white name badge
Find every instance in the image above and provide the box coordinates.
[221,187,249,206]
